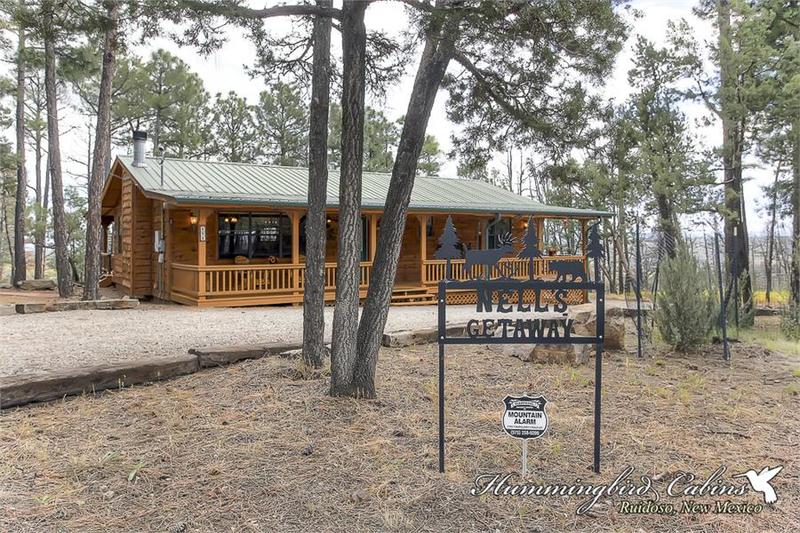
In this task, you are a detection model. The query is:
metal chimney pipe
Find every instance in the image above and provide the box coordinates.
[132,130,147,167]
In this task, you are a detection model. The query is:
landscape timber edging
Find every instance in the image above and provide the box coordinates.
[0,341,305,409]
[0,354,199,409]
[14,298,140,314]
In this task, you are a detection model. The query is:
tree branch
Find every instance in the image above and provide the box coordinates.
[452,50,533,125]
[181,0,341,20]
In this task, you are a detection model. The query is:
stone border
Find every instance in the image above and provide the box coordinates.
[14,298,139,314]
[0,341,302,409]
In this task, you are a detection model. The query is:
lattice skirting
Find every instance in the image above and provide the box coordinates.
[444,289,586,306]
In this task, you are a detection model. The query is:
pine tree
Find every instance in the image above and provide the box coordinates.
[434,215,461,280]
[518,217,541,280]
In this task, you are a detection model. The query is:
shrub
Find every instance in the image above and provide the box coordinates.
[780,304,800,341]
[654,246,716,352]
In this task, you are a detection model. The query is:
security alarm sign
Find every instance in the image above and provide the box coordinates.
[502,395,549,439]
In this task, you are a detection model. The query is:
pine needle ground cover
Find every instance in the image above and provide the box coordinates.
[1,326,798,532]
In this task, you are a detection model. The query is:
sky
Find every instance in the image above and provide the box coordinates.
[12,0,778,235]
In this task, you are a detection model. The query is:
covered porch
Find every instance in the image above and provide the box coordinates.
[163,207,591,307]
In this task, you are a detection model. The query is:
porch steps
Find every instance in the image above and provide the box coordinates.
[391,286,436,305]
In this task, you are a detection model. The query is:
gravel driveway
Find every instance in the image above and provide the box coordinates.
[0,302,538,377]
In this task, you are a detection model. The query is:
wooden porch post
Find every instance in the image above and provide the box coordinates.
[417,214,428,284]
[369,214,378,262]
[581,218,589,302]
[290,211,302,295]
[291,211,301,264]
[197,208,208,302]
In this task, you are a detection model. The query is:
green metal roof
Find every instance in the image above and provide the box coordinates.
[114,155,611,218]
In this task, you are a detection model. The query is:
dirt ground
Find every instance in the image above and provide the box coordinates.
[1,299,630,377]
[1,330,798,533]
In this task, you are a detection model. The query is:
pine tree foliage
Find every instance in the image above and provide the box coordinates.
[654,245,716,352]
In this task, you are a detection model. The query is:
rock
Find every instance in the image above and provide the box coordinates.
[498,344,536,362]
[530,343,590,366]
[0,305,16,316]
[495,342,589,366]
[16,279,57,291]
[0,282,12,289]
[570,309,625,350]
[381,325,465,347]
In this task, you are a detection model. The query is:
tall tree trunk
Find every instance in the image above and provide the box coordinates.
[84,0,120,300]
[765,160,782,304]
[302,0,332,369]
[718,0,753,313]
[329,0,367,396]
[1,191,13,281]
[655,191,678,259]
[353,14,460,398]
[33,132,44,279]
[617,196,626,292]
[13,18,27,285]
[791,118,800,307]
[43,6,72,297]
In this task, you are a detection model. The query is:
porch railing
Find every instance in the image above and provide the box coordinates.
[171,261,372,302]
[422,255,586,284]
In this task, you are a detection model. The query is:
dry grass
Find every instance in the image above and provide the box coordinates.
[1,337,799,532]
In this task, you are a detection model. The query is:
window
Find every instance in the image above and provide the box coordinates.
[218,213,292,259]
[487,218,512,249]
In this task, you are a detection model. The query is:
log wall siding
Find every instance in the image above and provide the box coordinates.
[115,177,133,291]
[130,185,153,297]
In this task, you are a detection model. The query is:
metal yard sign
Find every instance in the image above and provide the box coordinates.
[502,395,549,439]
[434,216,606,474]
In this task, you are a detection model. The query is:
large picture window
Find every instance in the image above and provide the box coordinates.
[218,213,292,259]
[487,218,512,249]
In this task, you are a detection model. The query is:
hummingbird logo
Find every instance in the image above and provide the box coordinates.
[734,466,783,504]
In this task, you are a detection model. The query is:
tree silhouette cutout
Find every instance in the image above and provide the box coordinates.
[434,215,461,280]
[587,222,604,260]
[587,222,604,282]
[518,216,542,280]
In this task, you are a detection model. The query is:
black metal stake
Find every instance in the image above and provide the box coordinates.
[593,255,604,474]
[733,226,739,331]
[438,282,446,473]
[714,233,731,361]
[635,220,643,358]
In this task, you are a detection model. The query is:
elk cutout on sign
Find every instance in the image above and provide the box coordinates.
[465,233,516,280]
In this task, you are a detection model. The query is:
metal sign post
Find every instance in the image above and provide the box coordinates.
[434,217,606,474]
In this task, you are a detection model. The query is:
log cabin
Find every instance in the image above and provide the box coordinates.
[100,132,610,307]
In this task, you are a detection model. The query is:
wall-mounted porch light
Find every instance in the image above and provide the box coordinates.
[189,213,198,228]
